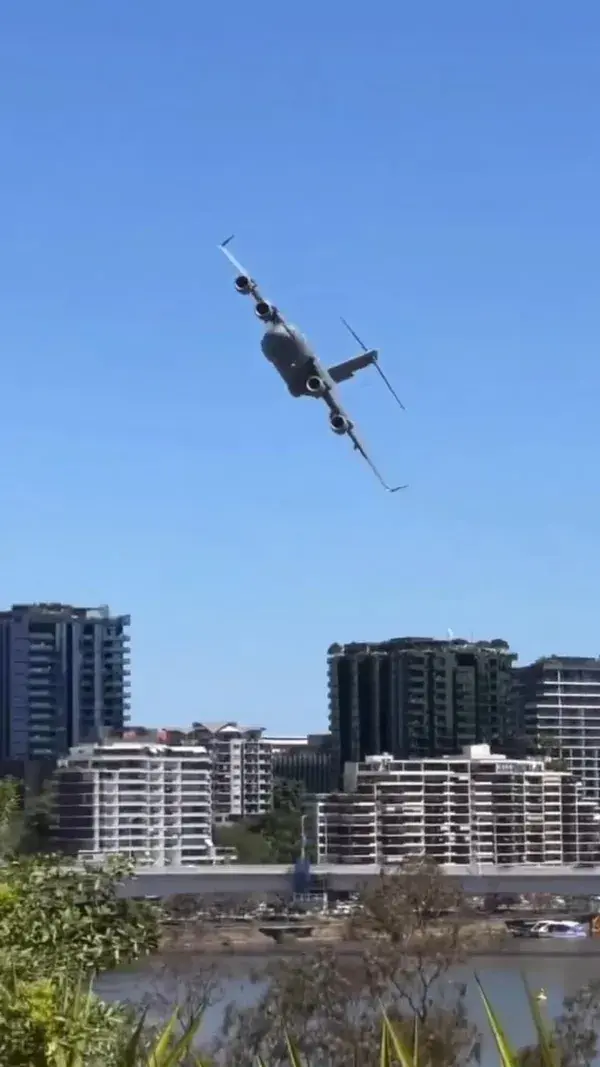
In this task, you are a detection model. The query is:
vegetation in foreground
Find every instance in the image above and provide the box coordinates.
[2,779,600,1063]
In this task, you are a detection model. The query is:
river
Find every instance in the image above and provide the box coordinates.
[95,942,600,1063]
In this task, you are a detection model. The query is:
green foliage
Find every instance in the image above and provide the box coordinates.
[213,822,274,863]
[272,779,303,813]
[0,777,25,857]
[0,827,598,1066]
[252,807,302,864]
[20,777,58,853]
[0,969,211,1066]
[0,971,130,1066]
[0,773,58,858]
[213,778,312,864]
[0,853,160,980]
[2,942,600,1065]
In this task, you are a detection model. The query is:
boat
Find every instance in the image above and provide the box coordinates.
[507,918,587,940]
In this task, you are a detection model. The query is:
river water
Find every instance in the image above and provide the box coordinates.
[96,943,600,1063]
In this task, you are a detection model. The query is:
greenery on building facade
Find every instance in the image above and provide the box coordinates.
[213,778,313,863]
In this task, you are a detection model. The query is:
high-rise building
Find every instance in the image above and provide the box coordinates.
[0,603,130,760]
[54,740,213,866]
[313,744,599,867]
[265,733,334,795]
[515,656,600,802]
[328,636,516,784]
[191,722,273,823]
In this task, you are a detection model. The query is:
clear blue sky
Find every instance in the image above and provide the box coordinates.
[1,2,599,733]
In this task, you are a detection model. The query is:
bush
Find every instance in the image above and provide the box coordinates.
[0,976,584,1067]
[0,973,130,1066]
[0,853,160,980]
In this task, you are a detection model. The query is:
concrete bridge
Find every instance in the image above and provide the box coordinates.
[118,863,600,898]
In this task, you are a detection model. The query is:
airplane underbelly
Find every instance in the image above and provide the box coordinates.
[261,326,313,396]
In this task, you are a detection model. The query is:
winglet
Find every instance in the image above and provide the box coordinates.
[340,316,406,411]
[348,434,408,494]
[218,235,251,278]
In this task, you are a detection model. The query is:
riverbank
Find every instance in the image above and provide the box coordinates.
[160,916,600,956]
[160,916,509,953]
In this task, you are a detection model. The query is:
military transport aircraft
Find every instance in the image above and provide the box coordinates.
[219,236,407,492]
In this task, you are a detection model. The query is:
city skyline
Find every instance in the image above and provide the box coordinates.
[2,4,600,734]
[3,606,600,742]
[10,615,596,870]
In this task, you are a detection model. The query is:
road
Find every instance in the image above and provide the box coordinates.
[115,863,600,898]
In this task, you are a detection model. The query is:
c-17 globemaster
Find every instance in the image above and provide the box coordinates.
[219,236,407,492]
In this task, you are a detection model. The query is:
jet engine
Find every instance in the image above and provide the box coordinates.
[235,274,252,294]
[305,375,327,396]
[255,300,275,321]
[330,413,349,435]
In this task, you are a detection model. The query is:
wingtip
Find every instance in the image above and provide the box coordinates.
[219,234,235,250]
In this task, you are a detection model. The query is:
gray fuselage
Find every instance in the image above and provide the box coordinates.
[260,324,334,397]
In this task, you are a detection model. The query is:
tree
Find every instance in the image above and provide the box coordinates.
[349,859,473,1029]
[517,980,600,1067]
[213,821,274,863]
[0,826,162,1064]
[19,777,57,854]
[212,779,311,864]
[0,774,58,859]
[0,854,160,981]
[0,778,22,857]
[272,778,303,813]
[217,859,481,1067]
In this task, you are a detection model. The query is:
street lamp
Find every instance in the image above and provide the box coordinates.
[300,813,308,863]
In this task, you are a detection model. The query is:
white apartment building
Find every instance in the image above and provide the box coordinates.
[313,744,599,867]
[55,740,214,866]
[263,735,309,751]
[191,722,273,822]
[515,656,600,802]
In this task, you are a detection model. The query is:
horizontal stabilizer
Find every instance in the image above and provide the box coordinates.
[327,350,378,384]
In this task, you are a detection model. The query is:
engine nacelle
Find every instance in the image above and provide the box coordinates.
[235,274,252,294]
[306,375,327,396]
[255,300,275,321]
[330,413,349,435]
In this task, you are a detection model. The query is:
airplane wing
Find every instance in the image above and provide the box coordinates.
[219,236,293,330]
[327,394,407,493]
[219,236,258,291]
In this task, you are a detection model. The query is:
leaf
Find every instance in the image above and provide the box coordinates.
[155,1013,204,1066]
[412,1014,419,1063]
[380,1011,390,1067]
[118,1007,149,1066]
[381,1007,417,1067]
[476,973,518,1067]
[144,1009,205,1067]
[523,974,559,1067]
[284,1029,306,1067]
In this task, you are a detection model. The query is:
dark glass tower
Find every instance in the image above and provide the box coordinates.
[0,603,130,760]
[328,636,516,784]
[271,734,334,795]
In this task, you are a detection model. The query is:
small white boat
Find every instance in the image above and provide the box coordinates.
[527,919,587,940]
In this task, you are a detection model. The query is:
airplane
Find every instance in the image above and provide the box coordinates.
[218,236,407,492]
